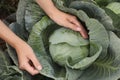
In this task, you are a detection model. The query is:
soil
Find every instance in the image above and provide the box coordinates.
[0,0,19,19]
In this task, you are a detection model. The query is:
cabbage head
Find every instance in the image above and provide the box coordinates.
[49,28,101,70]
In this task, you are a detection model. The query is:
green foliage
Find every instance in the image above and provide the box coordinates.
[106,2,120,15]
[1,0,120,80]
[0,49,31,80]
[94,0,120,7]
[27,1,120,80]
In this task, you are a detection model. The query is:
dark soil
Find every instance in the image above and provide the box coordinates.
[0,0,19,19]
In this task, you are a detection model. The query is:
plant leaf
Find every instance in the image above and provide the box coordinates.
[69,1,114,31]
[76,31,120,80]
[24,0,45,32]
[67,43,102,70]
[28,16,67,80]
[0,50,31,80]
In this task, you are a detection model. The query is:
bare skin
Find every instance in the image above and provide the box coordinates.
[0,0,88,76]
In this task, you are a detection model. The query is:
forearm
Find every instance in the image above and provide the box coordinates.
[0,20,26,50]
[36,0,59,18]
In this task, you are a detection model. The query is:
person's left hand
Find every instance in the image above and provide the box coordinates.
[15,43,42,75]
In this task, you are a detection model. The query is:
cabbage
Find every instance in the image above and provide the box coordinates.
[49,28,102,70]
[4,0,120,80]
[106,2,120,15]
[27,1,120,80]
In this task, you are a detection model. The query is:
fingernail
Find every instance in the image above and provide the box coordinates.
[83,34,89,39]
[84,36,88,39]
[37,66,42,71]
[76,27,81,31]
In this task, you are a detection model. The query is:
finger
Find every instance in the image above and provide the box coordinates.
[22,62,39,75]
[65,21,80,31]
[68,18,88,39]
[68,16,80,27]
[28,54,42,71]
[79,26,88,39]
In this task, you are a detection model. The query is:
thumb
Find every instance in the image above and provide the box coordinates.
[65,21,80,31]
[68,18,88,38]
[29,55,42,71]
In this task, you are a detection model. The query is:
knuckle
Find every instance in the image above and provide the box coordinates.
[19,64,25,70]
[69,16,77,22]
[70,26,75,31]
[31,73,35,76]
[31,72,39,75]
[72,16,77,19]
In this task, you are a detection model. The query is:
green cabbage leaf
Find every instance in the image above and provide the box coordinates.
[0,49,31,80]
[106,2,120,15]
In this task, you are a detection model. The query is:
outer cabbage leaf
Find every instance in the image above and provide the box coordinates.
[104,8,120,29]
[106,2,120,15]
[65,66,83,80]
[69,1,114,31]
[25,0,45,32]
[16,0,28,27]
[0,50,31,80]
[16,0,45,33]
[77,32,120,80]
[104,8,120,38]
[66,43,102,70]
[16,0,30,39]
[94,0,120,7]
[52,0,114,31]
[28,16,67,80]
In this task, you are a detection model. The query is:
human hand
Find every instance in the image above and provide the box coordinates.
[49,10,88,39]
[0,20,41,75]
[15,43,42,75]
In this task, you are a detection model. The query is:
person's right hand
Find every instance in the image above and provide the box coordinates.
[49,10,88,39]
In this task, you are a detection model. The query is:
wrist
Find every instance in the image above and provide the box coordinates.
[47,8,61,20]
[14,40,28,52]
[46,7,59,18]
[36,0,59,18]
